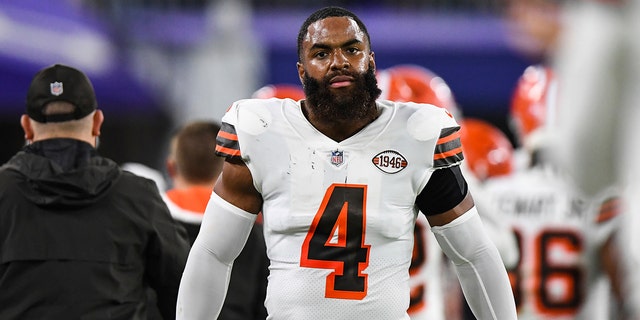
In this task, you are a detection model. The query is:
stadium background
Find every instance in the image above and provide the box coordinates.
[0,0,538,172]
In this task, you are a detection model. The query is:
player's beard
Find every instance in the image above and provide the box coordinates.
[303,65,381,123]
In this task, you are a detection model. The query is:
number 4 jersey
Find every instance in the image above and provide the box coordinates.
[215,98,463,320]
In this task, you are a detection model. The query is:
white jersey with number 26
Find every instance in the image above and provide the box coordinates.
[483,166,620,320]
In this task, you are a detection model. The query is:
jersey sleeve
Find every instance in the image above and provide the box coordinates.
[215,103,242,161]
[591,191,623,245]
[433,126,464,169]
[416,165,468,215]
[404,102,463,169]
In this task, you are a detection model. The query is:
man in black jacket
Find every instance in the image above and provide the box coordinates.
[0,64,190,319]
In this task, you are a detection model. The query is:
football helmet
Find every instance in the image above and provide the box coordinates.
[509,64,557,149]
[460,118,515,181]
[377,64,460,118]
[252,83,305,100]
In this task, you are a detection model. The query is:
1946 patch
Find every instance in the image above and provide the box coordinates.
[372,150,407,174]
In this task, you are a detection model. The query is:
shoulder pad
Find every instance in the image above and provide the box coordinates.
[406,103,458,141]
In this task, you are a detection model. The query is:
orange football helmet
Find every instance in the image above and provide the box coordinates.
[509,64,556,148]
[252,83,305,100]
[460,118,515,181]
[377,64,460,118]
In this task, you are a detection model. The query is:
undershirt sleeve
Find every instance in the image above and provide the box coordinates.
[415,165,468,216]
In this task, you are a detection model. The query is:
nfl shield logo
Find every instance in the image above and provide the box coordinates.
[330,150,343,166]
[50,82,63,96]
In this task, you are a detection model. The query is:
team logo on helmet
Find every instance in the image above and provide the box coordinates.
[372,150,408,174]
[50,82,63,96]
[331,150,344,166]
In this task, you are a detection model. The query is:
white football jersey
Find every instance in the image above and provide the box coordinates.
[483,166,620,320]
[216,98,463,320]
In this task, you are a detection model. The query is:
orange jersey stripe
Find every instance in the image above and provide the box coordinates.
[433,127,464,168]
[215,144,241,157]
[434,146,464,160]
[217,130,238,142]
[437,130,461,145]
[596,197,620,223]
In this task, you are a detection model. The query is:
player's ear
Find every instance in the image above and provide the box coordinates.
[369,51,376,72]
[297,62,305,86]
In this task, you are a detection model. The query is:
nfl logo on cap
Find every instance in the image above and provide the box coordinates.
[50,82,63,96]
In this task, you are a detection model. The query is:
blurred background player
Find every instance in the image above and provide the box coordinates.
[163,120,224,243]
[377,64,519,320]
[458,117,514,183]
[505,0,640,306]
[548,0,635,198]
[547,3,640,310]
[508,64,557,172]
[164,120,269,320]
[377,64,460,118]
[481,63,638,319]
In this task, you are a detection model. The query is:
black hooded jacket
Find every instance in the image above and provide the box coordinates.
[0,139,190,319]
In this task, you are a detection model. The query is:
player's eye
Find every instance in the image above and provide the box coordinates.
[314,51,328,58]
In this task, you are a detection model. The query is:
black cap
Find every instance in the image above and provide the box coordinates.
[26,64,98,123]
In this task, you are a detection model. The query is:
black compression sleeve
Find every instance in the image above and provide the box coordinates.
[416,165,468,216]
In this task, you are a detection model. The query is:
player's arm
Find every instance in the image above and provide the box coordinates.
[417,166,517,320]
[601,234,632,318]
[176,158,262,320]
[602,232,640,320]
[214,157,263,213]
[597,197,640,320]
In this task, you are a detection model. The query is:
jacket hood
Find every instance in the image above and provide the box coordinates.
[2,139,120,208]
